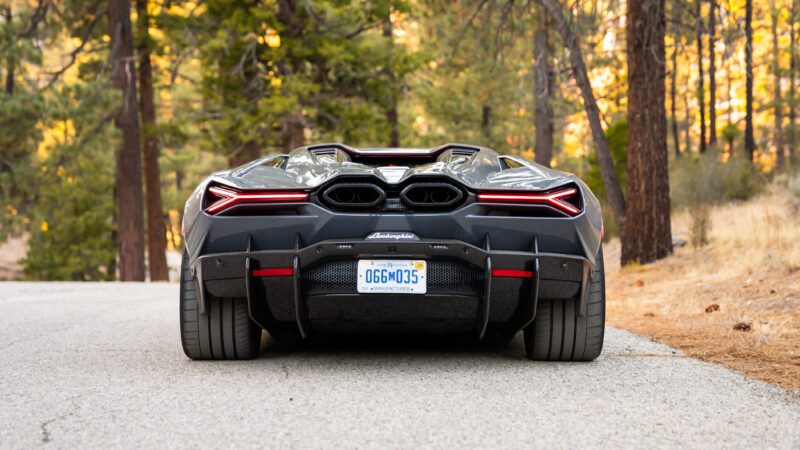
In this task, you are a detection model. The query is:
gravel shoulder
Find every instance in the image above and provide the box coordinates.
[0,282,798,449]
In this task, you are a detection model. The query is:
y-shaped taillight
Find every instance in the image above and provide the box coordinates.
[205,185,308,214]
[477,187,581,216]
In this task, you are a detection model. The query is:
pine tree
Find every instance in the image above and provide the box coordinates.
[109,0,146,281]
[623,0,672,264]
[745,0,756,161]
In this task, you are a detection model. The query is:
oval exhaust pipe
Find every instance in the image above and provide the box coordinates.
[400,183,464,209]
[322,183,385,209]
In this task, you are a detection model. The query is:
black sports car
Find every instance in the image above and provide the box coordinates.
[179,143,605,361]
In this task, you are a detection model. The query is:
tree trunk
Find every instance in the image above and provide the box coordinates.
[281,113,305,152]
[533,9,554,167]
[384,11,400,147]
[791,0,797,164]
[696,0,707,153]
[772,0,785,168]
[4,7,13,95]
[537,0,626,231]
[684,88,693,153]
[109,0,145,281]
[135,0,169,281]
[745,0,756,161]
[670,30,680,158]
[481,105,491,141]
[277,0,306,154]
[623,0,672,265]
[726,36,734,124]
[708,0,717,148]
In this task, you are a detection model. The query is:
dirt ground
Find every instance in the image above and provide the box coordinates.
[605,189,800,392]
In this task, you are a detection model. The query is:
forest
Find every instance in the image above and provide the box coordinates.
[0,0,797,281]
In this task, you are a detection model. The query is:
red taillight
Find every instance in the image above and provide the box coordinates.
[205,185,308,214]
[477,187,581,216]
[491,269,533,278]
[252,267,294,277]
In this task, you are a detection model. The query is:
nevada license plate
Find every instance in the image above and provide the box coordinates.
[357,260,427,294]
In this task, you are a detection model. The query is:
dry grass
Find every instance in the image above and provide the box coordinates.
[605,188,800,392]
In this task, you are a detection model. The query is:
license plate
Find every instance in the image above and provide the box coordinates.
[357,260,427,294]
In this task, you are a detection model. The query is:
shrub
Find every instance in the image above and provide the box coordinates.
[586,119,627,238]
[688,204,711,248]
[723,155,759,201]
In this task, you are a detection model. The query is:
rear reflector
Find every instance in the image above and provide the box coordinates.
[252,267,294,277]
[491,269,533,278]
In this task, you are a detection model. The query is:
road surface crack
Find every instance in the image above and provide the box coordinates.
[39,407,77,443]
[40,418,56,443]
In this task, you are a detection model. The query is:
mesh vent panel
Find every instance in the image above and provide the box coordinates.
[301,260,483,296]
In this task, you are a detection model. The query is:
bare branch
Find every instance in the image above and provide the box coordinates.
[40,1,105,91]
[18,0,51,39]
[450,0,490,57]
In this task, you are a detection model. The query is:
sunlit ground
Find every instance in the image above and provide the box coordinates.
[606,186,800,391]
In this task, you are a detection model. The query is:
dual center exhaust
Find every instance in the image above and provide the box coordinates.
[321,182,464,210]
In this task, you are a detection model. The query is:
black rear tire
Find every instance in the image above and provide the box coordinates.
[524,246,605,361]
[180,251,262,360]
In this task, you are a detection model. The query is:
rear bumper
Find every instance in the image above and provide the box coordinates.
[189,237,595,339]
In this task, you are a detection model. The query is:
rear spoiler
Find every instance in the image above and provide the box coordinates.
[305,143,482,160]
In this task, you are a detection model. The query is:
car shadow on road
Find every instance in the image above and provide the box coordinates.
[256,331,529,363]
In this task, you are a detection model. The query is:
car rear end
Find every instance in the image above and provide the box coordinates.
[182,146,603,346]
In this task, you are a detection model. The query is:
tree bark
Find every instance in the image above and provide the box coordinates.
[670,28,680,158]
[281,113,305,152]
[537,0,626,231]
[745,0,756,161]
[772,0,785,168]
[623,0,672,265]
[533,9,554,167]
[135,0,169,281]
[4,7,13,95]
[684,87,693,153]
[481,105,491,140]
[384,11,400,147]
[277,0,306,154]
[696,0,707,153]
[725,33,734,124]
[791,0,798,164]
[708,0,717,147]
[109,0,145,281]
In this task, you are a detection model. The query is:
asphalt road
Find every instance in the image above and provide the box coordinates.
[1,282,798,449]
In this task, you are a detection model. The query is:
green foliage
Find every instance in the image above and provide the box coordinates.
[721,123,742,143]
[0,90,42,239]
[162,0,420,158]
[0,5,47,239]
[587,119,627,200]
[586,119,627,237]
[670,151,758,208]
[22,82,118,281]
[723,156,760,200]
[410,0,534,152]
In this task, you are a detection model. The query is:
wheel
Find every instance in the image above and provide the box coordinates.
[179,250,262,360]
[524,246,605,361]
